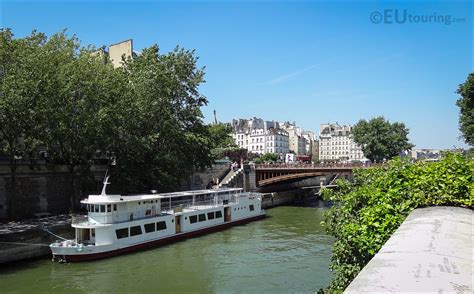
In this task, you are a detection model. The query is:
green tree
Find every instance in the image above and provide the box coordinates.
[352,116,414,162]
[34,31,122,210]
[254,153,279,164]
[0,29,222,217]
[0,29,45,219]
[109,45,213,193]
[456,73,474,145]
[208,123,236,150]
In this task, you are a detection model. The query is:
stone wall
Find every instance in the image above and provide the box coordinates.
[0,165,107,220]
[179,164,230,191]
[0,163,230,221]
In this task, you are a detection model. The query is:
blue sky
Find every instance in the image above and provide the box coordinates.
[1,0,472,149]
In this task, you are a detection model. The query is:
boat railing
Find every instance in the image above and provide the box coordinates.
[161,195,240,213]
[71,215,89,225]
[73,192,260,225]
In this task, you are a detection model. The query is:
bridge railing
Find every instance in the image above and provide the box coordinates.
[254,163,383,169]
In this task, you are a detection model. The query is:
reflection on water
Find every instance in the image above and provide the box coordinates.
[0,205,333,293]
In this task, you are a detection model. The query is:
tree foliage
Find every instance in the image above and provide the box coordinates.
[352,116,414,162]
[0,29,51,218]
[253,153,279,164]
[208,123,236,150]
[0,29,215,216]
[321,153,473,292]
[456,72,474,145]
[211,147,248,163]
[108,45,213,193]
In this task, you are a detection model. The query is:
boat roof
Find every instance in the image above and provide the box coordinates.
[82,188,243,204]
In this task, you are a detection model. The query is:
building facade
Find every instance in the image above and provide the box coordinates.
[109,39,136,68]
[231,118,289,155]
[280,122,306,155]
[319,123,366,162]
[264,128,290,154]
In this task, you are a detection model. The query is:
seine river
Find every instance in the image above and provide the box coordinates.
[0,205,333,293]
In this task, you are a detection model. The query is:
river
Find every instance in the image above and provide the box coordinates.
[0,205,333,293]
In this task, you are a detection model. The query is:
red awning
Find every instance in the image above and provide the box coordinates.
[296,155,311,161]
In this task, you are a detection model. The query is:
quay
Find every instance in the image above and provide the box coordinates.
[0,215,74,264]
[345,206,473,293]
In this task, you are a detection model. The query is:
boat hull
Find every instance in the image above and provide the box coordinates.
[52,214,265,262]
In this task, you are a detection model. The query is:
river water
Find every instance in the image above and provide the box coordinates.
[0,205,333,293]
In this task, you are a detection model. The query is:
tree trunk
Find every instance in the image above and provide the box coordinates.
[6,148,17,220]
[68,165,76,212]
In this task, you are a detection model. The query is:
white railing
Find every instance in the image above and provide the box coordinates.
[72,193,255,225]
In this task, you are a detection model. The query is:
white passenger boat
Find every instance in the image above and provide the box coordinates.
[50,177,265,262]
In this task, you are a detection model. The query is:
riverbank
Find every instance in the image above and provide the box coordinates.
[0,215,74,265]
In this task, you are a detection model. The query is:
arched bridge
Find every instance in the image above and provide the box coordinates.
[254,163,379,187]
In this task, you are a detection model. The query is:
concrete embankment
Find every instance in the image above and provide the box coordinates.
[0,215,74,265]
[345,206,473,293]
[261,189,314,208]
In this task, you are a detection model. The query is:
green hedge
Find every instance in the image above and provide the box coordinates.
[321,153,473,292]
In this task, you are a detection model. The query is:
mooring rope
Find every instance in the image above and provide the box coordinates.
[36,226,69,241]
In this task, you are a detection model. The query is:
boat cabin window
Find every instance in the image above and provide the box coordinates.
[216,211,222,218]
[156,221,167,231]
[95,205,99,213]
[107,204,111,212]
[249,205,255,211]
[198,214,206,222]
[189,215,198,224]
[144,223,155,233]
[116,228,129,239]
[100,205,105,213]
[207,212,215,220]
[113,204,117,211]
[130,226,142,236]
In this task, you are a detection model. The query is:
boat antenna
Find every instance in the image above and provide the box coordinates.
[101,170,111,196]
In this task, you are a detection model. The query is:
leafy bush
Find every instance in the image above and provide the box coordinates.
[253,153,280,164]
[321,153,473,292]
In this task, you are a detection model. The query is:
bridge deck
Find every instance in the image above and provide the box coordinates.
[254,163,381,170]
